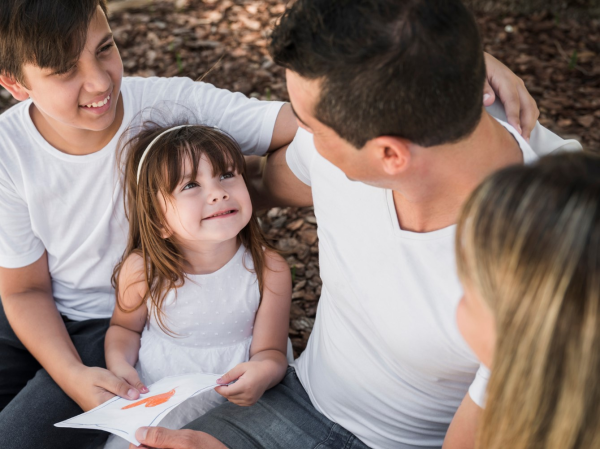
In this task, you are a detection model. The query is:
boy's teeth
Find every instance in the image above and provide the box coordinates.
[85,95,110,108]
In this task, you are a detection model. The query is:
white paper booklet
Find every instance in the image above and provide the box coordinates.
[55,372,223,446]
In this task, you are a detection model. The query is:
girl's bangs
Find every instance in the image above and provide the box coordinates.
[159,127,246,194]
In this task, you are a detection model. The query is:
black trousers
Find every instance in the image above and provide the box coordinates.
[0,300,110,449]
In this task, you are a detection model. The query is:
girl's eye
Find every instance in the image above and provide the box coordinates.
[182,181,199,191]
[220,172,235,180]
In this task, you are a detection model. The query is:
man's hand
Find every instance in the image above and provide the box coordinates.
[483,52,540,141]
[130,427,228,449]
[67,365,144,411]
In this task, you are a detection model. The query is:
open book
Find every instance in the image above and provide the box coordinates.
[55,372,223,446]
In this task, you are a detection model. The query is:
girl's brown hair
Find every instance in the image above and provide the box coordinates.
[113,122,274,334]
[456,152,600,449]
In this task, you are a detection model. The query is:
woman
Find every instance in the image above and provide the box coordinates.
[455,151,600,449]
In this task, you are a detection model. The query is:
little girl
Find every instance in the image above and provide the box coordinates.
[103,123,291,448]
[454,152,600,449]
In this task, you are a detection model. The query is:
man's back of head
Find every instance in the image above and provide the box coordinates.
[270,0,486,149]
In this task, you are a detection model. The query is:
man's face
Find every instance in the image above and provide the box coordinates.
[20,6,123,133]
[286,69,375,183]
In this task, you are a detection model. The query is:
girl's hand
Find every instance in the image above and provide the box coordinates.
[108,361,149,396]
[214,360,278,406]
[67,365,146,411]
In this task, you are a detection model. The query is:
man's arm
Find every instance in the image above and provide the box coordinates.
[442,393,483,449]
[0,252,142,411]
[246,145,313,210]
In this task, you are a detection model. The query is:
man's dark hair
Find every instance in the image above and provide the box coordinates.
[0,0,107,85]
[270,0,486,148]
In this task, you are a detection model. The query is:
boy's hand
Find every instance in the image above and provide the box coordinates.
[214,361,276,406]
[483,52,540,141]
[68,365,145,411]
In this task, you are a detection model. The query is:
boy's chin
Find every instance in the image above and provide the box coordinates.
[76,108,118,131]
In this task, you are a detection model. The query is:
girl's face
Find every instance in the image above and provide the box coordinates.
[456,282,497,368]
[161,155,252,246]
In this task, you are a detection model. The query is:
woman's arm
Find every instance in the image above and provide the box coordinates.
[214,250,291,405]
[105,253,149,394]
[443,393,483,449]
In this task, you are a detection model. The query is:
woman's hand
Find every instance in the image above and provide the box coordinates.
[66,364,145,411]
[483,52,540,141]
[214,360,280,406]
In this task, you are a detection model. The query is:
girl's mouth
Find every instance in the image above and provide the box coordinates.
[203,209,238,220]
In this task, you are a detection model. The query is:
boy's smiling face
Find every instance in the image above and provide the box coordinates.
[10,6,123,136]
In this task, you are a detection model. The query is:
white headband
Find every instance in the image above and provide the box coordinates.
[136,124,195,184]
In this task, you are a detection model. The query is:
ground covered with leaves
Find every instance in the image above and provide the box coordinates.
[1,0,598,355]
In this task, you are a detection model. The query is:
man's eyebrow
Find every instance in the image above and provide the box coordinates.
[96,33,114,49]
[290,104,310,128]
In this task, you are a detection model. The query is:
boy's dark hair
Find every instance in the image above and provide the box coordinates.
[0,0,107,85]
[270,0,486,148]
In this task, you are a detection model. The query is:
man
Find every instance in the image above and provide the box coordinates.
[132,0,581,448]
[133,1,582,449]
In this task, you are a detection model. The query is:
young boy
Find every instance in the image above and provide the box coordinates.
[0,1,539,448]
[0,1,295,448]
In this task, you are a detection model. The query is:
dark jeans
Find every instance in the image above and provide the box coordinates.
[185,366,370,449]
[0,300,110,449]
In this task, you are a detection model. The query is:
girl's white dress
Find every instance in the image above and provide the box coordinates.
[105,244,261,449]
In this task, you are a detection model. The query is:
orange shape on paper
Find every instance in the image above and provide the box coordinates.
[122,389,176,410]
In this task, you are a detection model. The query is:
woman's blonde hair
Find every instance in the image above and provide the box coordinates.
[112,121,274,334]
[456,152,600,449]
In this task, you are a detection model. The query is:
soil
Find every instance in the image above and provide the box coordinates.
[1,0,598,356]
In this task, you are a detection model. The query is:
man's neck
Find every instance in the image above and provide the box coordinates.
[393,112,524,233]
[29,95,124,156]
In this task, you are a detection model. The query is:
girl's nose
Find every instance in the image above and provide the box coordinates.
[209,190,229,203]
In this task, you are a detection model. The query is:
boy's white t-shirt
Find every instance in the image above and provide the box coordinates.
[0,76,284,320]
[287,117,581,449]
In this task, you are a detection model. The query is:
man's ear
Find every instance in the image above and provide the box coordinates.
[366,136,412,176]
[0,74,30,101]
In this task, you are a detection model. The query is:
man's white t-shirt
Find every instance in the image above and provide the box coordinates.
[0,76,283,320]
[287,115,581,449]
